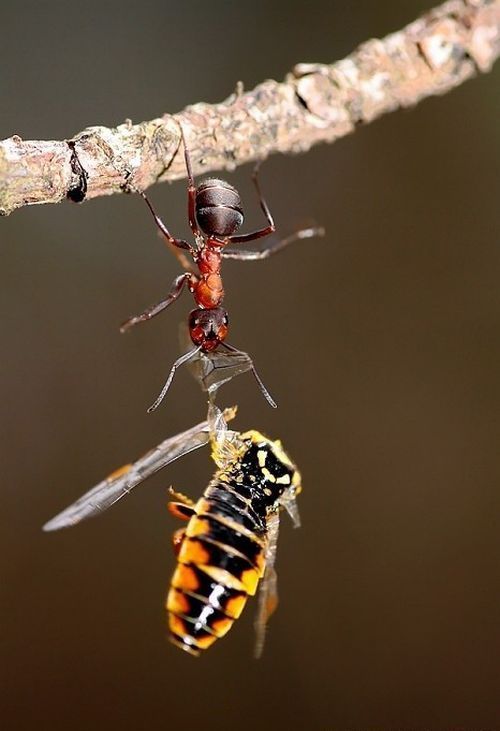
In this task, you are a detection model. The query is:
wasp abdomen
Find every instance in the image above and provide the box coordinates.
[186,515,265,570]
[202,482,267,532]
[167,432,301,656]
[167,479,266,656]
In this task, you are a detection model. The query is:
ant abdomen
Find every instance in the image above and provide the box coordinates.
[195,179,244,237]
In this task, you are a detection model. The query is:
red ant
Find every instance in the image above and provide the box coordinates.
[121,124,324,412]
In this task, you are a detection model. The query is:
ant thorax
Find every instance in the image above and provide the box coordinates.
[197,245,222,274]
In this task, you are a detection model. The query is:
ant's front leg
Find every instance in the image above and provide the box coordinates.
[120,273,192,333]
[222,226,325,261]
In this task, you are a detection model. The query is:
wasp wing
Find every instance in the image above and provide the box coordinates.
[43,418,212,532]
[254,511,281,659]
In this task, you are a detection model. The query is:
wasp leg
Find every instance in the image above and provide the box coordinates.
[254,512,280,659]
[172,527,187,556]
[168,487,196,521]
[168,487,195,506]
[168,502,195,521]
[223,226,325,261]
[120,273,192,333]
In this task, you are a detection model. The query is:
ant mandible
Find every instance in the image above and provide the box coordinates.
[121,123,324,412]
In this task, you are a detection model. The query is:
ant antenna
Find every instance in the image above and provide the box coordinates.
[221,343,277,409]
[148,346,202,413]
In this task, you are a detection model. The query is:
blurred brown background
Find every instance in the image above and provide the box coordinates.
[1,2,499,729]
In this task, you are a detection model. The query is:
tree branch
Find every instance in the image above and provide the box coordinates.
[1,0,498,217]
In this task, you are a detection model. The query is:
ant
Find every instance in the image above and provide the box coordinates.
[121,123,324,412]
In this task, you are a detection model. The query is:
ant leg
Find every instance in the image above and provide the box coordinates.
[223,226,325,261]
[120,273,191,333]
[139,190,192,252]
[222,342,277,408]
[147,346,202,413]
[139,190,196,271]
[228,161,276,245]
[178,123,202,240]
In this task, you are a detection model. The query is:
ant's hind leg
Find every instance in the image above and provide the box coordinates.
[139,189,196,271]
[222,226,325,261]
[178,123,202,241]
[227,160,276,245]
[139,190,193,253]
[120,273,191,333]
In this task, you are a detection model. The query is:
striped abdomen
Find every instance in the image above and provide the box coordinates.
[167,479,267,656]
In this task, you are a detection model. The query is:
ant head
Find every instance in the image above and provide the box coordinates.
[189,307,229,352]
[195,179,244,237]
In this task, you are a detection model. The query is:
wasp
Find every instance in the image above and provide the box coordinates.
[44,405,301,657]
[121,123,324,411]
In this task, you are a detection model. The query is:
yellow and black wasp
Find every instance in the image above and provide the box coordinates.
[44,404,301,657]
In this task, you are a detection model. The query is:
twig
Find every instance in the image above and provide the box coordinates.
[0,0,498,216]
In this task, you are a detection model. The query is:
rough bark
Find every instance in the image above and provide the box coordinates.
[0,0,498,216]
